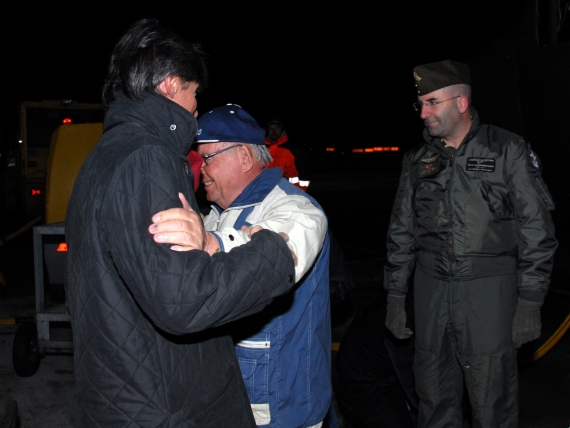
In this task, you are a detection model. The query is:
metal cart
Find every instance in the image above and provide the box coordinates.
[12,222,72,377]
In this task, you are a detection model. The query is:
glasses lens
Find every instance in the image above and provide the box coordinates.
[413,103,422,111]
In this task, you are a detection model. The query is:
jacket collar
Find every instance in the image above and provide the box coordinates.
[225,167,283,209]
[104,92,198,157]
[265,134,289,147]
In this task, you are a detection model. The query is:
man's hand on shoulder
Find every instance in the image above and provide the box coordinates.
[149,193,213,254]
[242,225,298,266]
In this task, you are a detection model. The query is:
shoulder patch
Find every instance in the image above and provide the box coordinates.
[527,142,542,171]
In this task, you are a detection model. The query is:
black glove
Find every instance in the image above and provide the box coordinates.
[512,299,543,348]
[385,294,413,339]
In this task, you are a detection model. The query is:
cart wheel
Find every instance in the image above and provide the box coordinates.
[12,323,41,377]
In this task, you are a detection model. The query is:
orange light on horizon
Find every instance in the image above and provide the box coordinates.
[62,118,72,125]
[326,147,335,152]
[352,147,400,153]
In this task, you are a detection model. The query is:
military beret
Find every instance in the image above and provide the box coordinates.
[413,60,471,95]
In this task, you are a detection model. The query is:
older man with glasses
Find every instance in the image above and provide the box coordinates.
[152,103,335,428]
[383,59,557,427]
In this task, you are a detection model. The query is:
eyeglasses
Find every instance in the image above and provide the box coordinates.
[201,144,243,165]
[413,96,460,112]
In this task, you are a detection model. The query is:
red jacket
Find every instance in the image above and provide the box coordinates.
[265,135,309,191]
[187,149,202,191]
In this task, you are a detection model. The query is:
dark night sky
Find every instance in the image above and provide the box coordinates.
[3,1,525,151]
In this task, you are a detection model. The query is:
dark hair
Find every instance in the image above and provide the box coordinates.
[266,117,285,131]
[102,18,208,106]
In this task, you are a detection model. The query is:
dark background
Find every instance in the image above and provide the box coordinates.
[2,0,570,250]
[1,1,531,155]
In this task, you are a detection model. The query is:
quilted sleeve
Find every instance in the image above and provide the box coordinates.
[101,146,296,334]
[211,195,327,283]
[253,195,326,282]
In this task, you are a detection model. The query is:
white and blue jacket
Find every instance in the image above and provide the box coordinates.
[203,167,331,428]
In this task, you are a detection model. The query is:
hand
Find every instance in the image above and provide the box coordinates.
[385,294,413,339]
[242,225,298,266]
[512,299,543,348]
[149,193,210,253]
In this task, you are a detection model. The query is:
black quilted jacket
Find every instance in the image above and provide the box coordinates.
[64,92,295,427]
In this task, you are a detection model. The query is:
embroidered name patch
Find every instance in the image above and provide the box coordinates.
[466,157,495,172]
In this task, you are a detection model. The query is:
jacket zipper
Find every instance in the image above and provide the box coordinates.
[448,151,457,277]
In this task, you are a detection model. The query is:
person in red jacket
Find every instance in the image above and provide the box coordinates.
[265,117,311,191]
[187,148,202,192]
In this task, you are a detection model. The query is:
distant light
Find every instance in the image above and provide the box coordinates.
[31,189,41,196]
[62,118,72,125]
[352,147,400,153]
[56,242,68,252]
[326,147,335,152]
[18,139,22,144]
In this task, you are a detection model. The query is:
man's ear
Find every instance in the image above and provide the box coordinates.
[458,95,470,114]
[157,75,179,99]
[240,145,255,172]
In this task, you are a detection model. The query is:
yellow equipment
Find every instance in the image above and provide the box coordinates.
[4,100,106,221]
[44,123,103,224]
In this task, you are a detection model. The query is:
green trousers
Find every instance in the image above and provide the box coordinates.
[413,268,519,428]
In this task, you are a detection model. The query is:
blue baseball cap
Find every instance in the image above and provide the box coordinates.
[195,104,265,145]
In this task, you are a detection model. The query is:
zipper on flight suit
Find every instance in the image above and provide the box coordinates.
[447,149,457,277]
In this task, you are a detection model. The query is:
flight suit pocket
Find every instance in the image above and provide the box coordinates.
[480,182,514,220]
[530,176,555,212]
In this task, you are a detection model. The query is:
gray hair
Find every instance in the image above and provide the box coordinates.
[219,142,273,167]
[249,144,273,167]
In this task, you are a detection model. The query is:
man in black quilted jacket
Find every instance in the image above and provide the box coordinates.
[64,19,295,427]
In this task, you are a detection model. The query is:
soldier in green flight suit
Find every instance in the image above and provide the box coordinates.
[384,59,557,427]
